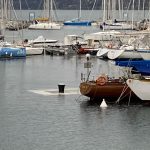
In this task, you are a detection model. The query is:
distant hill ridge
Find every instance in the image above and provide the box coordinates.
[13,0,149,10]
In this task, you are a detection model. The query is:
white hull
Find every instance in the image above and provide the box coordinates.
[100,23,135,30]
[137,49,150,60]
[96,48,110,58]
[26,47,44,55]
[27,36,58,47]
[107,49,142,60]
[126,79,150,100]
[28,22,62,30]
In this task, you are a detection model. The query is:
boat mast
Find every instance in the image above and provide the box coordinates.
[0,0,3,35]
[112,0,116,21]
[43,0,46,18]
[3,0,9,21]
[137,0,140,19]
[131,0,135,29]
[103,0,106,22]
[79,0,81,20]
[50,0,53,22]
[43,0,50,20]
[142,0,145,18]
[107,0,110,20]
[148,1,150,20]
[118,0,121,20]
[19,0,23,40]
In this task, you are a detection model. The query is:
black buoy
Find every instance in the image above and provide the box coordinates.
[58,83,65,93]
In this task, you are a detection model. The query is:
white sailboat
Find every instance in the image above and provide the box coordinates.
[28,0,62,30]
[126,78,150,100]
[63,0,92,26]
[27,35,58,47]
[107,45,142,60]
[100,0,135,30]
[100,22,135,30]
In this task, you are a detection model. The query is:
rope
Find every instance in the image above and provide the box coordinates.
[128,91,132,106]
[75,94,86,103]
[116,84,129,104]
[89,0,97,21]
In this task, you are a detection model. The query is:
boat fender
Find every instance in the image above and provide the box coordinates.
[128,79,132,83]
[108,43,113,49]
[96,75,108,86]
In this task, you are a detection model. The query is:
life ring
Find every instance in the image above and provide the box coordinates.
[96,75,108,85]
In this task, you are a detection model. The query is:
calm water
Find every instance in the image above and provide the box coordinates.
[1,25,150,150]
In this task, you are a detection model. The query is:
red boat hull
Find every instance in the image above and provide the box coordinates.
[80,81,141,104]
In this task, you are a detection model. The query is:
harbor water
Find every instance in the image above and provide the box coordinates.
[1,12,150,149]
[1,53,150,150]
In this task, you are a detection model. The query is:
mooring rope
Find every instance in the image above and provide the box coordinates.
[116,84,129,104]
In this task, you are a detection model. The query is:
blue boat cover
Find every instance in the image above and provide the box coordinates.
[115,60,150,75]
[64,20,92,26]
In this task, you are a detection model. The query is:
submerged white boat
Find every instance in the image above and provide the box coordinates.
[126,78,150,100]
[107,45,142,60]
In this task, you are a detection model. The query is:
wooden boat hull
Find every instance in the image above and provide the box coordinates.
[80,81,140,104]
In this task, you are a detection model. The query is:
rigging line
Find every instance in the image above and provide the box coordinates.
[10,1,22,40]
[117,90,132,103]
[86,71,91,82]
[85,0,90,10]
[88,0,97,21]
[24,0,29,9]
[75,94,84,103]
[37,0,43,10]
[37,0,43,17]
[116,85,129,103]
[125,58,133,77]
[128,90,132,106]
[10,0,18,20]
[53,0,59,22]
[125,0,132,16]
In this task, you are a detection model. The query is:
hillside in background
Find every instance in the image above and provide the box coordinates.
[13,0,149,10]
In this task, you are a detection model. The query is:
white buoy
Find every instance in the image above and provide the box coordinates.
[100,99,108,108]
